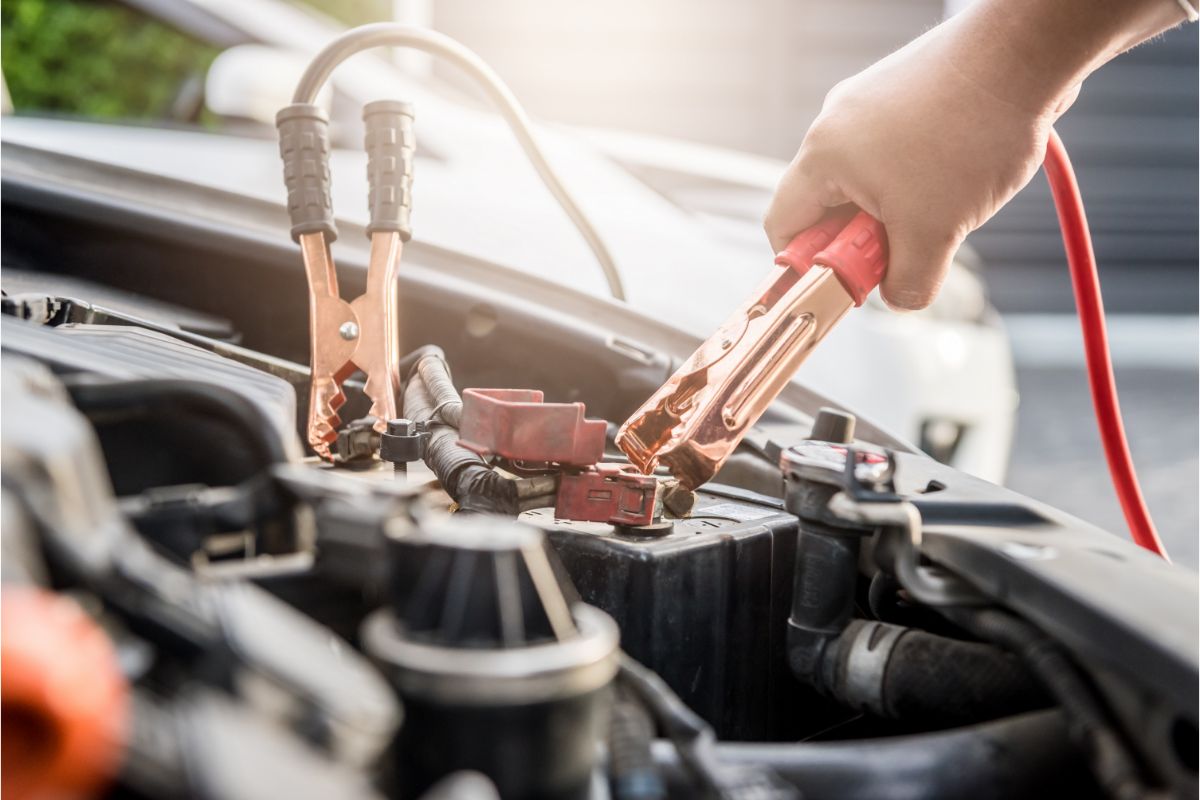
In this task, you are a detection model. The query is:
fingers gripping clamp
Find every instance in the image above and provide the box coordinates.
[616,208,887,489]
[277,101,416,459]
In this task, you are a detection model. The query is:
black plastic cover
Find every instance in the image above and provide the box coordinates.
[524,486,804,740]
[387,517,577,648]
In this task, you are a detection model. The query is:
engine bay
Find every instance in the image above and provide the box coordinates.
[1,114,1198,800]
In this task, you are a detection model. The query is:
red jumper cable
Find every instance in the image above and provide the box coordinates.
[619,128,1168,560]
[1043,129,1167,559]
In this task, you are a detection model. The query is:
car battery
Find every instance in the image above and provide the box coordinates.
[522,485,803,741]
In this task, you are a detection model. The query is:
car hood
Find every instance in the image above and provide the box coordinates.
[1,116,772,336]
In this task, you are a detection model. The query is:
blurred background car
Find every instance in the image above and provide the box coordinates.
[1,0,1194,563]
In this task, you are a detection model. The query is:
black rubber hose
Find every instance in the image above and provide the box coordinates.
[873,626,1048,724]
[608,693,666,800]
[651,710,1093,800]
[400,348,515,514]
[947,608,1156,800]
[616,654,724,795]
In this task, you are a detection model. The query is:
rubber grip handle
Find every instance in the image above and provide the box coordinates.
[774,208,888,306]
[774,205,858,276]
[814,211,888,306]
[363,100,415,240]
[276,103,337,243]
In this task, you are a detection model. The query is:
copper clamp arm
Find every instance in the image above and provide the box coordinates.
[278,100,415,459]
[616,209,887,489]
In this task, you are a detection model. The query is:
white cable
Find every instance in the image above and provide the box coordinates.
[1175,0,1199,22]
[292,24,626,301]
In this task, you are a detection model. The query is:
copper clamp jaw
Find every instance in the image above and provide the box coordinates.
[616,208,887,490]
[277,100,415,459]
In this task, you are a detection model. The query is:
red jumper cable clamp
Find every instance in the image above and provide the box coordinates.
[616,207,887,490]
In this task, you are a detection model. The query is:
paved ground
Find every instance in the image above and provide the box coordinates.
[1008,365,1198,569]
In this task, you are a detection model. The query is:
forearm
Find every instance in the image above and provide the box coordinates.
[941,0,1191,113]
[765,0,1194,310]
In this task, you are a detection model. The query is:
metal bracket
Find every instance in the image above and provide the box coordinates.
[826,492,986,607]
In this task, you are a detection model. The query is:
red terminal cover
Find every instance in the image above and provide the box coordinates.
[458,388,607,466]
[774,208,889,306]
[555,463,659,526]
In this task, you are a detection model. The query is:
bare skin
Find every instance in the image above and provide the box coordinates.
[764,0,1191,311]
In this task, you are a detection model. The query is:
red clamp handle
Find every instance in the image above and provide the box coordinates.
[774,208,889,306]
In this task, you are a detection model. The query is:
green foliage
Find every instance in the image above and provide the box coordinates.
[300,0,390,27]
[0,0,218,120]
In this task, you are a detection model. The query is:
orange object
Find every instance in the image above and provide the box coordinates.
[2,587,129,800]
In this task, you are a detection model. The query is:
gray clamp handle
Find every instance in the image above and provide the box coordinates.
[363,100,415,241]
[276,103,337,243]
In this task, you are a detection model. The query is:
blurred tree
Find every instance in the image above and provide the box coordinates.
[0,0,218,122]
[300,0,390,27]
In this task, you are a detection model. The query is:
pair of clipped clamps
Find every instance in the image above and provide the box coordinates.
[276,100,415,459]
[617,207,888,490]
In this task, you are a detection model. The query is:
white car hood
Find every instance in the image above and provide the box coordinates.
[0,116,776,335]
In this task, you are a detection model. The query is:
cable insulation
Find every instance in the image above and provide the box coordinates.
[291,24,626,301]
[1042,129,1167,559]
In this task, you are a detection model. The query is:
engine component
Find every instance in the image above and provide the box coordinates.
[2,587,129,800]
[555,463,661,527]
[616,209,887,490]
[122,689,389,800]
[819,618,1047,725]
[381,418,432,477]
[2,359,401,767]
[335,416,386,464]
[946,607,1162,799]
[361,517,619,799]
[525,487,802,740]
[457,388,607,467]
[607,689,665,800]
[401,347,519,514]
[616,654,797,799]
[277,99,413,458]
[778,414,1055,732]
[108,544,401,767]
[0,315,301,461]
[650,710,1092,800]
[1,356,130,577]
[769,410,879,691]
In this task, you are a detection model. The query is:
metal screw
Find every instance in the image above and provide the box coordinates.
[339,321,360,340]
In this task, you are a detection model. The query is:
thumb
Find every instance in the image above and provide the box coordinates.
[878,222,962,311]
[764,159,847,254]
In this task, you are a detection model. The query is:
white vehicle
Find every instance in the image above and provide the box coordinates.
[0,0,1017,481]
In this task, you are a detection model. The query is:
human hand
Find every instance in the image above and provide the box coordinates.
[764,17,1061,310]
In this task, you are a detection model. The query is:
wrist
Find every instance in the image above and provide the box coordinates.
[941,0,1187,116]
